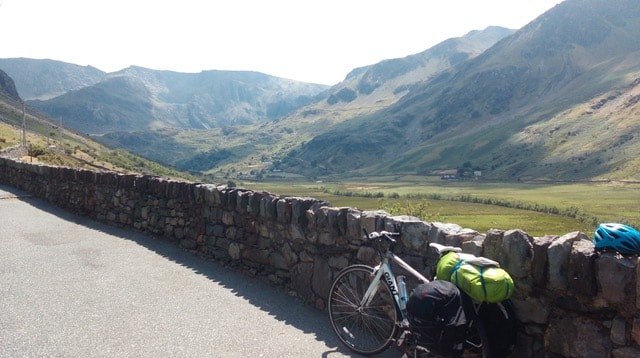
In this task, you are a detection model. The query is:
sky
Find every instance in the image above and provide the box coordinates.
[0,0,564,85]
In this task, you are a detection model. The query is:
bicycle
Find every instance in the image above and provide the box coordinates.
[327,230,510,357]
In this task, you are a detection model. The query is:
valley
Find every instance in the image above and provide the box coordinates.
[240,176,640,237]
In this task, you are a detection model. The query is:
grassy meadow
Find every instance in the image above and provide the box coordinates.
[240,176,640,237]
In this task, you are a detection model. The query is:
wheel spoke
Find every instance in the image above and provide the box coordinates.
[328,265,398,355]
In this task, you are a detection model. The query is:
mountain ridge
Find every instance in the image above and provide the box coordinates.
[279,0,640,180]
[0,69,21,102]
[27,67,328,134]
[0,58,106,100]
[0,59,329,134]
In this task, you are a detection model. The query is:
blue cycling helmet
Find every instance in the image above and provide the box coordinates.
[593,223,640,255]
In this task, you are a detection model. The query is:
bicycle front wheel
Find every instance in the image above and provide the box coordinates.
[328,264,399,355]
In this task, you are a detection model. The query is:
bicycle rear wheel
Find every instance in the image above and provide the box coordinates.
[328,264,399,355]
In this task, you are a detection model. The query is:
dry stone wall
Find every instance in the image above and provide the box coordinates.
[0,145,27,159]
[1,157,639,357]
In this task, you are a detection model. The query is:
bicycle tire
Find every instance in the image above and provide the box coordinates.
[478,318,492,358]
[464,301,516,358]
[477,300,517,358]
[328,264,399,355]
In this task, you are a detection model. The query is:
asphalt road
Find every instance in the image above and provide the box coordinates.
[0,184,402,357]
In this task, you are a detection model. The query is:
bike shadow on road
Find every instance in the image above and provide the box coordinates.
[0,184,402,358]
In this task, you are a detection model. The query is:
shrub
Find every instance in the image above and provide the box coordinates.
[28,144,48,157]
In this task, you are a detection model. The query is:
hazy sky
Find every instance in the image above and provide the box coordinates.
[0,0,564,85]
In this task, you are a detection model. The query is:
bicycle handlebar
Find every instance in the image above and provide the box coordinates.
[363,229,399,243]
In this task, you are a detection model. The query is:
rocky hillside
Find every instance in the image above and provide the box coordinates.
[337,26,514,102]
[278,26,515,131]
[0,74,192,179]
[20,65,328,134]
[0,58,106,100]
[280,0,640,181]
[0,69,21,102]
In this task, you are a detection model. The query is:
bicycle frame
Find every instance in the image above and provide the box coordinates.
[361,249,430,321]
[328,230,504,356]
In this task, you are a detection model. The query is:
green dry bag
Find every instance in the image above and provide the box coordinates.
[436,252,514,303]
[436,252,478,280]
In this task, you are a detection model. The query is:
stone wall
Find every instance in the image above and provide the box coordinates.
[0,145,27,159]
[1,157,639,357]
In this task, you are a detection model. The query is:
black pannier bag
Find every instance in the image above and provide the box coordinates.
[406,280,470,357]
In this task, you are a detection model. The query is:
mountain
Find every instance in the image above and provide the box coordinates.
[4,25,511,172]
[23,65,328,134]
[98,26,514,173]
[0,58,107,100]
[28,75,156,134]
[284,26,514,129]
[340,26,514,97]
[0,71,194,179]
[0,69,21,102]
[279,0,640,181]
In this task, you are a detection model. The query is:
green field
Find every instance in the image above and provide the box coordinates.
[240,176,640,237]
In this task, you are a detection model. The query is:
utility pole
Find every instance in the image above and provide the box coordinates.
[21,101,26,148]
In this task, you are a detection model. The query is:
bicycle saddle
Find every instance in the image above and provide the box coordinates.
[429,242,462,254]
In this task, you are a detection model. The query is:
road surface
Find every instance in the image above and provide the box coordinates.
[0,184,402,357]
